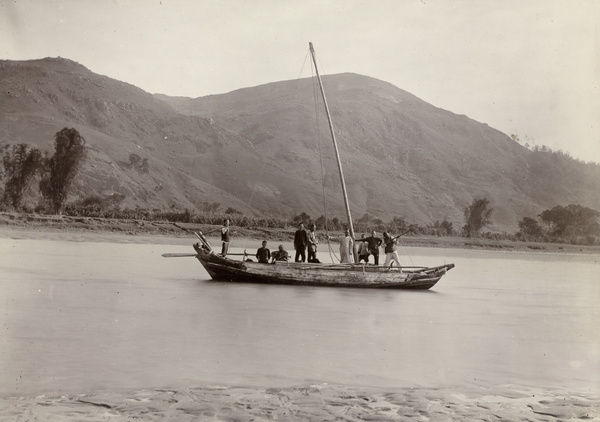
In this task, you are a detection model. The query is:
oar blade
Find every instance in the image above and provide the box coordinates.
[161,253,198,258]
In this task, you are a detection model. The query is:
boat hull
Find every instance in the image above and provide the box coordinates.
[193,244,453,290]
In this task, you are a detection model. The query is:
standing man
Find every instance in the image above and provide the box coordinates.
[362,230,383,265]
[357,234,370,263]
[383,232,402,269]
[221,219,230,257]
[307,223,319,263]
[294,223,309,262]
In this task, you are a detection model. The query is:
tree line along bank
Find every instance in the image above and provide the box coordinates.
[1,128,598,246]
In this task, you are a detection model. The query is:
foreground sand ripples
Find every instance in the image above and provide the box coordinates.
[2,384,598,421]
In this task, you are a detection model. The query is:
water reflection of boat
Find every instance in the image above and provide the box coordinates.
[191,43,454,290]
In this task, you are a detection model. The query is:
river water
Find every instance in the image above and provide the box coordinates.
[1,237,598,397]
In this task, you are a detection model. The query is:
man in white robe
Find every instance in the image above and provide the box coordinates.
[337,230,354,263]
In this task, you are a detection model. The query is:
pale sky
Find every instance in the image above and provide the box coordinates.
[2,0,599,163]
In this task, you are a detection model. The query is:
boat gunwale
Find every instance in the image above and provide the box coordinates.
[194,244,453,274]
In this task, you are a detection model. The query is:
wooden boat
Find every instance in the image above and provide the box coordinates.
[193,238,453,289]
[190,42,455,290]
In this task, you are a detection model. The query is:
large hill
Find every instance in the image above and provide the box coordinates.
[1,58,599,231]
[160,74,600,231]
[0,58,275,215]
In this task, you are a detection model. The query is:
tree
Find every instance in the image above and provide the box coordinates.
[357,213,371,224]
[292,212,311,226]
[128,153,149,173]
[371,218,385,231]
[390,216,408,233]
[39,128,86,214]
[2,144,42,209]
[0,143,9,180]
[567,204,600,236]
[463,198,493,237]
[539,204,600,237]
[354,213,371,232]
[517,216,544,238]
[129,153,141,167]
[201,201,220,213]
[440,219,454,236]
[315,215,327,230]
[140,158,149,173]
[331,217,341,230]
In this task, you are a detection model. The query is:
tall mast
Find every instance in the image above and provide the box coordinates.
[309,42,355,240]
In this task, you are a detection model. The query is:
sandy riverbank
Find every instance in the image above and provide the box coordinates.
[2,383,598,421]
[2,212,599,254]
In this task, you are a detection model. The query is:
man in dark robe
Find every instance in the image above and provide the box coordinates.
[362,230,382,265]
[293,223,309,262]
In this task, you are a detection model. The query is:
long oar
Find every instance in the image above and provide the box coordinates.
[219,251,248,256]
[392,229,413,241]
[173,223,223,236]
[161,250,249,258]
[162,253,198,258]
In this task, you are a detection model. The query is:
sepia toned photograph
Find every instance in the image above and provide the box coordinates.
[1,1,598,420]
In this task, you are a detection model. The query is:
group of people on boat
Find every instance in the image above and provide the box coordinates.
[219,218,404,268]
[220,219,289,264]
[293,223,404,268]
[255,240,289,264]
[292,223,321,263]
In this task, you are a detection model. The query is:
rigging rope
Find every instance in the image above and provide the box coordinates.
[247,160,268,208]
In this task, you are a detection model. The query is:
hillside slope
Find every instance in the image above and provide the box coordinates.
[1,58,598,231]
[159,73,600,230]
[0,58,274,215]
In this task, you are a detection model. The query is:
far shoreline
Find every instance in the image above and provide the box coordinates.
[2,211,599,255]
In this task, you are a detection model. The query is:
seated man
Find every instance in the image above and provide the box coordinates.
[270,244,289,263]
[255,240,271,263]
